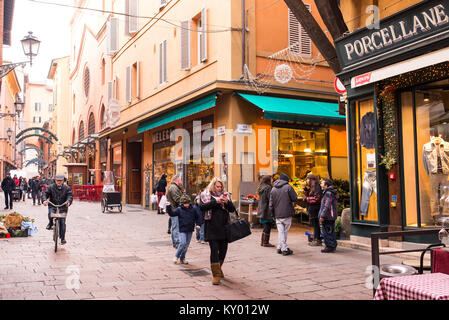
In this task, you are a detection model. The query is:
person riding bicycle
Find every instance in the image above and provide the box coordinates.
[43,174,73,245]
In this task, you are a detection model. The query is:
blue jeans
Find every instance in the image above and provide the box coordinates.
[195,223,205,241]
[360,171,376,216]
[176,232,193,261]
[322,220,337,249]
[171,216,180,247]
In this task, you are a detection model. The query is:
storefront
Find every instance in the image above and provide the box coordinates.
[335,0,449,243]
[102,87,348,210]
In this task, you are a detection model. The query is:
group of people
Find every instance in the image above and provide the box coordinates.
[0,173,48,210]
[257,172,339,255]
[154,170,339,285]
[154,174,234,285]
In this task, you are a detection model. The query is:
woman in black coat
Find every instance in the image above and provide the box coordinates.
[155,174,167,214]
[200,177,236,285]
[304,174,323,246]
[257,175,274,247]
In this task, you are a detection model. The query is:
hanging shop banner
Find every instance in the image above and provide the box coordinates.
[335,0,449,73]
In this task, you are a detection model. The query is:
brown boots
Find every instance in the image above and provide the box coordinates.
[261,232,275,247]
[211,263,222,285]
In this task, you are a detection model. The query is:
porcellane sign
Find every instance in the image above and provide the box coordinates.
[335,0,449,70]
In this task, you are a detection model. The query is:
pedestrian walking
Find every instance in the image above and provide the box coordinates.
[304,174,323,246]
[1,172,15,210]
[194,195,205,243]
[166,173,184,248]
[269,172,298,256]
[319,178,339,253]
[166,194,203,265]
[257,175,275,247]
[20,178,28,202]
[30,176,43,205]
[200,177,236,285]
[155,174,167,214]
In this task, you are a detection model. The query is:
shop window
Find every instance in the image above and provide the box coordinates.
[354,99,378,222]
[401,79,449,227]
[112,143,122,189]
[153,144,175,188]
[275,127,329,179]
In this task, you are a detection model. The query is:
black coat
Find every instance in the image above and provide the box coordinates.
[30,179,43,193]
[257,183,273,220]
[200,197,235,241]
[43,183,73,213]
[1,177,15,192]
[156,176,167,193]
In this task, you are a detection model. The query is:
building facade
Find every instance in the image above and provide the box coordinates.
[337,0,449,243]
[62,0,349,216]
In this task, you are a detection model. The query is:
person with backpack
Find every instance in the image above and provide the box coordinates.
[318,178,339,253]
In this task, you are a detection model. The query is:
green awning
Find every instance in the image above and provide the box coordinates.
[138,93,217,133]
[237,93,345,125]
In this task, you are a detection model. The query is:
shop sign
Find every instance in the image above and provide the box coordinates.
[152,127,174,143]
[334,77,347,94]
[217,126,226,136]
[236,124,252,134]
[202,123,213,131]
[335,0,449,71]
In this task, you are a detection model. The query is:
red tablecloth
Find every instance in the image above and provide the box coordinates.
[374,273,449,300]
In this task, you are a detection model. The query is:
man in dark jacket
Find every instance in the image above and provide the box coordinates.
[43,175,73,245]
[30,176,44,205]
[269,173,298,256]
[319,178,338,253]
[1,172,16,209]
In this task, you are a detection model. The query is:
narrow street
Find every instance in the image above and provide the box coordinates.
[0,197,402,300]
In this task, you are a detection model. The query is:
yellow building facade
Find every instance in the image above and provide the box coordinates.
[67,0,349,210]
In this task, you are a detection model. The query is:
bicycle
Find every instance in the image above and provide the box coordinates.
[46,200,69,253]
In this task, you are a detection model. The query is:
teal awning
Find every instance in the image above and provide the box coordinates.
[138,93,217,133]
[237,93,345,125]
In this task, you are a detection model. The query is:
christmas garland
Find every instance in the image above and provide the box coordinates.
[378,85,397,170]
[377,61,449,170]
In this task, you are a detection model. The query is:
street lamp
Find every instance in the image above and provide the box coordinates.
[21,31,41,66]
[14,98,24,116]
[0,31,40,78]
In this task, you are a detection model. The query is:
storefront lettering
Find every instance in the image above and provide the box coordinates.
[342,4,449,62]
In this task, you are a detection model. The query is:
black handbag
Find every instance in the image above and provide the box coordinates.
[225,217,251,243]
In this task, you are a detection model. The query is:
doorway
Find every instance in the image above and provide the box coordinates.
[127,136,142,204]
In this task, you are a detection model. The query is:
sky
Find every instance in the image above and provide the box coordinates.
[4,0,74,84]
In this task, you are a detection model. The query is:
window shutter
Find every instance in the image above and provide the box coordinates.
[200,8,207,62]
[114,75,118,99]
[159,40,167,84]
[180,20,190,70]
[107,81,113,102]
[126,66,132,103]
[288,6,311,57]
[300,5,312,57]
[136,60,140,99]
[129,0,138,34]
[107,17,119,54]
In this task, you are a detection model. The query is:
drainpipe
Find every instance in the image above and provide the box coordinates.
[241,0,246,79]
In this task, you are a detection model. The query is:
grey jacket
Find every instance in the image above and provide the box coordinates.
[318,186,338,221]
[423,140,449,175]
[269,179,298,219]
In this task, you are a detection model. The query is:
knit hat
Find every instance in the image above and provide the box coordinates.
[180,194,191,204]
[279,173,289,182]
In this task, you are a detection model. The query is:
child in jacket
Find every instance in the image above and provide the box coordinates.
[166,194,204,264]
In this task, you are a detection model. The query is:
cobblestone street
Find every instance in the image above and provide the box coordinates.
[0,198,402,300]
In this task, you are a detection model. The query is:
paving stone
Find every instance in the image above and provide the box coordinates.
[0,199,405,300]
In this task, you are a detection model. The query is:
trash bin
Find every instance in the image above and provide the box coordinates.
[380,264,417,279]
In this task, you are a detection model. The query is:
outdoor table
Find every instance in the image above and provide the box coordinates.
[374,273,449,300]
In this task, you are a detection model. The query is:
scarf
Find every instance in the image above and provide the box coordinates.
[200,189,230,220]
